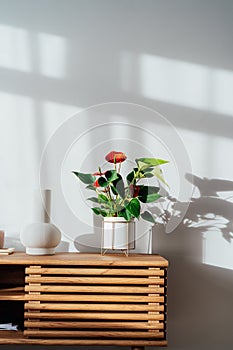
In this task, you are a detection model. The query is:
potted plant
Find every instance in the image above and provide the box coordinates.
[73,151,168,252]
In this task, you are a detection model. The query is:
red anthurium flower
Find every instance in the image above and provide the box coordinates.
[105,151,127,164]
[93,171,107,176]
[130,184,140,197]
[93,179,100,187]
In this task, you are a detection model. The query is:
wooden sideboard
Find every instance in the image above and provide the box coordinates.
[0,252,168,349]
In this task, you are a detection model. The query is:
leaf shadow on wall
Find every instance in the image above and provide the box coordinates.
[152,173,233,349]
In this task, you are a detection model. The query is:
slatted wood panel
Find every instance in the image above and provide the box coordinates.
[24,264,167,346]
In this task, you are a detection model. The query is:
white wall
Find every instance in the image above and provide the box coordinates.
[0,0,233,349]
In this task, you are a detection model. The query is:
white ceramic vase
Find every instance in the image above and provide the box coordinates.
[20,189,61,255]
[102,217,135,253]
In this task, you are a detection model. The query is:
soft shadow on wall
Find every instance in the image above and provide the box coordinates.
[153,173,233,350]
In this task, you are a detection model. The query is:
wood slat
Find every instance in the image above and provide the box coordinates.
[25,312,164,321]
[25,267,165,276]
[1,252,169,267]
[25,276,164,285]
[25,294,164,302]
[20,336,168,346]
[24,302,164,312]
[0,292,25,301]
[3,340,168,346]
[25,285,164,294]
[23,330,164,338]
[25,321,164,330]
[0,286,24,292]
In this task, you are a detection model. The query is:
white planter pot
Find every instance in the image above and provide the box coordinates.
[20,189,61,255]
[102,217,135,252]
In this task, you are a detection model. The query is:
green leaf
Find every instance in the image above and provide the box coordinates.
[105,170,118,182]
[119,208,133,221]
[92,207,101,215]
[137,167,154,178]
[112,174,125,198]
[85,184,96,191]
[125,198,140,218]
[110,184,118,196]
[141,211,156,223]
[138,186,161,203]
[73,171,96,184]
[126,170,136,184]
[91,207,108,217]
[142,167,154,172]
[146,193,161,203]
[98,193,109,203]
[136,160,152,171]
[97,176,109,187]
[140,186,159,194]
[143,172,154,178]
[87,197,99,203]
[151,167,169,187]
[136,158,169,167]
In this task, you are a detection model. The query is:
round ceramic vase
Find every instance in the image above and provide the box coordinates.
[20,189,61,255]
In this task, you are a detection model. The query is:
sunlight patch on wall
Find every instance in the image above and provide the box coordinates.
[38,33,67,78]
[0,24,31,72]
[177,129,216,178]
[133,53,233,117]
[42,100,80,134]
[0,91,36,232]
[213,69,233,116]
[141,54,208,110]
[0,91,36,185]
[0,93,80,234]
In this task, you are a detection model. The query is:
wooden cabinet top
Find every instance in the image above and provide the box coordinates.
[0,252,168,267]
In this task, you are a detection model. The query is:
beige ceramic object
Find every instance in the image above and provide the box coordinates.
[20,189,61,255]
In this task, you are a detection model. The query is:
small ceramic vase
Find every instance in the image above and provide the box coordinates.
[20,189,61,255]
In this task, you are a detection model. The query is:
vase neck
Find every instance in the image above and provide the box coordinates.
[32,189,51,223]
